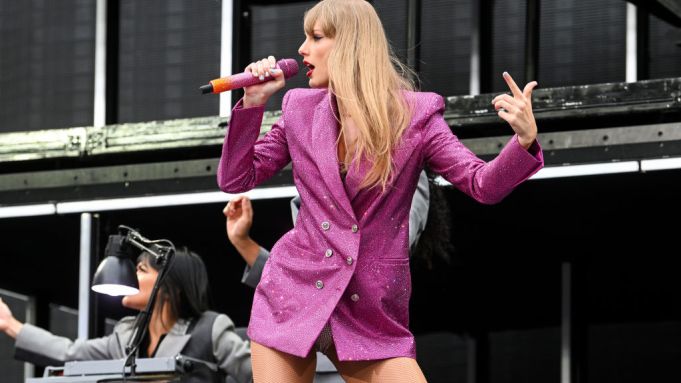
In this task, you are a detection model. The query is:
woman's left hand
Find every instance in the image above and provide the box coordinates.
[492,72,538,150]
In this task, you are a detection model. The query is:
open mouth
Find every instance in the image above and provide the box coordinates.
[304,61,315,77]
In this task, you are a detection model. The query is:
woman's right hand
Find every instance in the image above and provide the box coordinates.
[224,195,254,245]
[0,297,23,338]
[223,196,261,267]
[243,55,286,108]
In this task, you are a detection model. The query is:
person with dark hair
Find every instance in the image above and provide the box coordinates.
[0,247,253,383]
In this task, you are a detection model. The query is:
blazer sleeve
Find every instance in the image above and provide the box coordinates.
[240,247,270,289]
[422,94,543,204]
[217,92,293,193]
[241,194,302,288]
[211,314,253,383]
[14,323,118,366]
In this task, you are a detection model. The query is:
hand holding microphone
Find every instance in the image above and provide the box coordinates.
[200,56,298,108]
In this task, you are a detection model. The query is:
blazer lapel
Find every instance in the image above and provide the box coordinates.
[391,135,420,182]
[114,317,193,358]
[115,329,127,359]
[311,93,356,220]
[154,320,192,357]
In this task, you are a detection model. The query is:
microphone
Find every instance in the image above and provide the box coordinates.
[200,58,299,94]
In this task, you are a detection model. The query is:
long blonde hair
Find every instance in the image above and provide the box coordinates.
[304,0,416,191]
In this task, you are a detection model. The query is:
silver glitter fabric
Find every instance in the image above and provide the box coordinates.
[218,88,544,361]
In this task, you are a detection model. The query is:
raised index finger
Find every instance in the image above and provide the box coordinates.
[503,72,523,98]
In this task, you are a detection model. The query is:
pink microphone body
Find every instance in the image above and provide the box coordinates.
[200,58,299,94]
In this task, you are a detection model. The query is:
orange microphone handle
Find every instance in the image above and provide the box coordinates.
[209,77,234,94]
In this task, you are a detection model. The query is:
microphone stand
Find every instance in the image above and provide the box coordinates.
[116,225,175,379]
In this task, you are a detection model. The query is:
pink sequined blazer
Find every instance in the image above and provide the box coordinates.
[218,88,543,361]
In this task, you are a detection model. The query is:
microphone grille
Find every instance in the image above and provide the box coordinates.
[277,59,299,79]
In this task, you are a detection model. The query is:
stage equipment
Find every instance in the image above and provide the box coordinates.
[26,356,196,382]
[92,225,176,379]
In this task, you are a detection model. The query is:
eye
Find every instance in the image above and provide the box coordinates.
[313,35,323,41]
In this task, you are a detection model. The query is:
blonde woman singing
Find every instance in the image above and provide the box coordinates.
[218,0,544,381]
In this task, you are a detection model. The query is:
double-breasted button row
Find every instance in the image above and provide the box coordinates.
[323,249,354,266]
[318,222,356,290]
[321,221,358,233]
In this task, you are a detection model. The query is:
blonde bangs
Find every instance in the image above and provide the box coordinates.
[304,2,335,38]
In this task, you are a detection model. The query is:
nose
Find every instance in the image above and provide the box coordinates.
[298,39,308,57]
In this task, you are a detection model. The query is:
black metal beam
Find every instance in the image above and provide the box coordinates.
[445,77,681,136]
[0,158,293,206]
[479,0,494,93]
[525,0,540,83]
[3,123,681,206]
[407,0,421,74]
[87,214,103,337]
[637,7,650,81]
[232,0,251,108]
[627,0,681,27]
[105,0,119,125]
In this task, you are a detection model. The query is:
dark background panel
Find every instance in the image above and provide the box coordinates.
[425,180,565,333]
[538,0,626,87]
[439,170,681,327]
[488,328,560,383]
[579,170,681,383]
[117,0,221,123]
[0,291,33,383]
[0,0,95,133]
[373,0,409,63]
[0,215,81,342]
[415,332,470,383]
[49,304,79,339]
[587,322,681,383]
[419,0,472,96]
[491,0,526,92]
[648,13,681,79]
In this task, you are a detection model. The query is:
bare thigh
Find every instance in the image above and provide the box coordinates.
[250,341,317,383]
[324,344,428,383]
